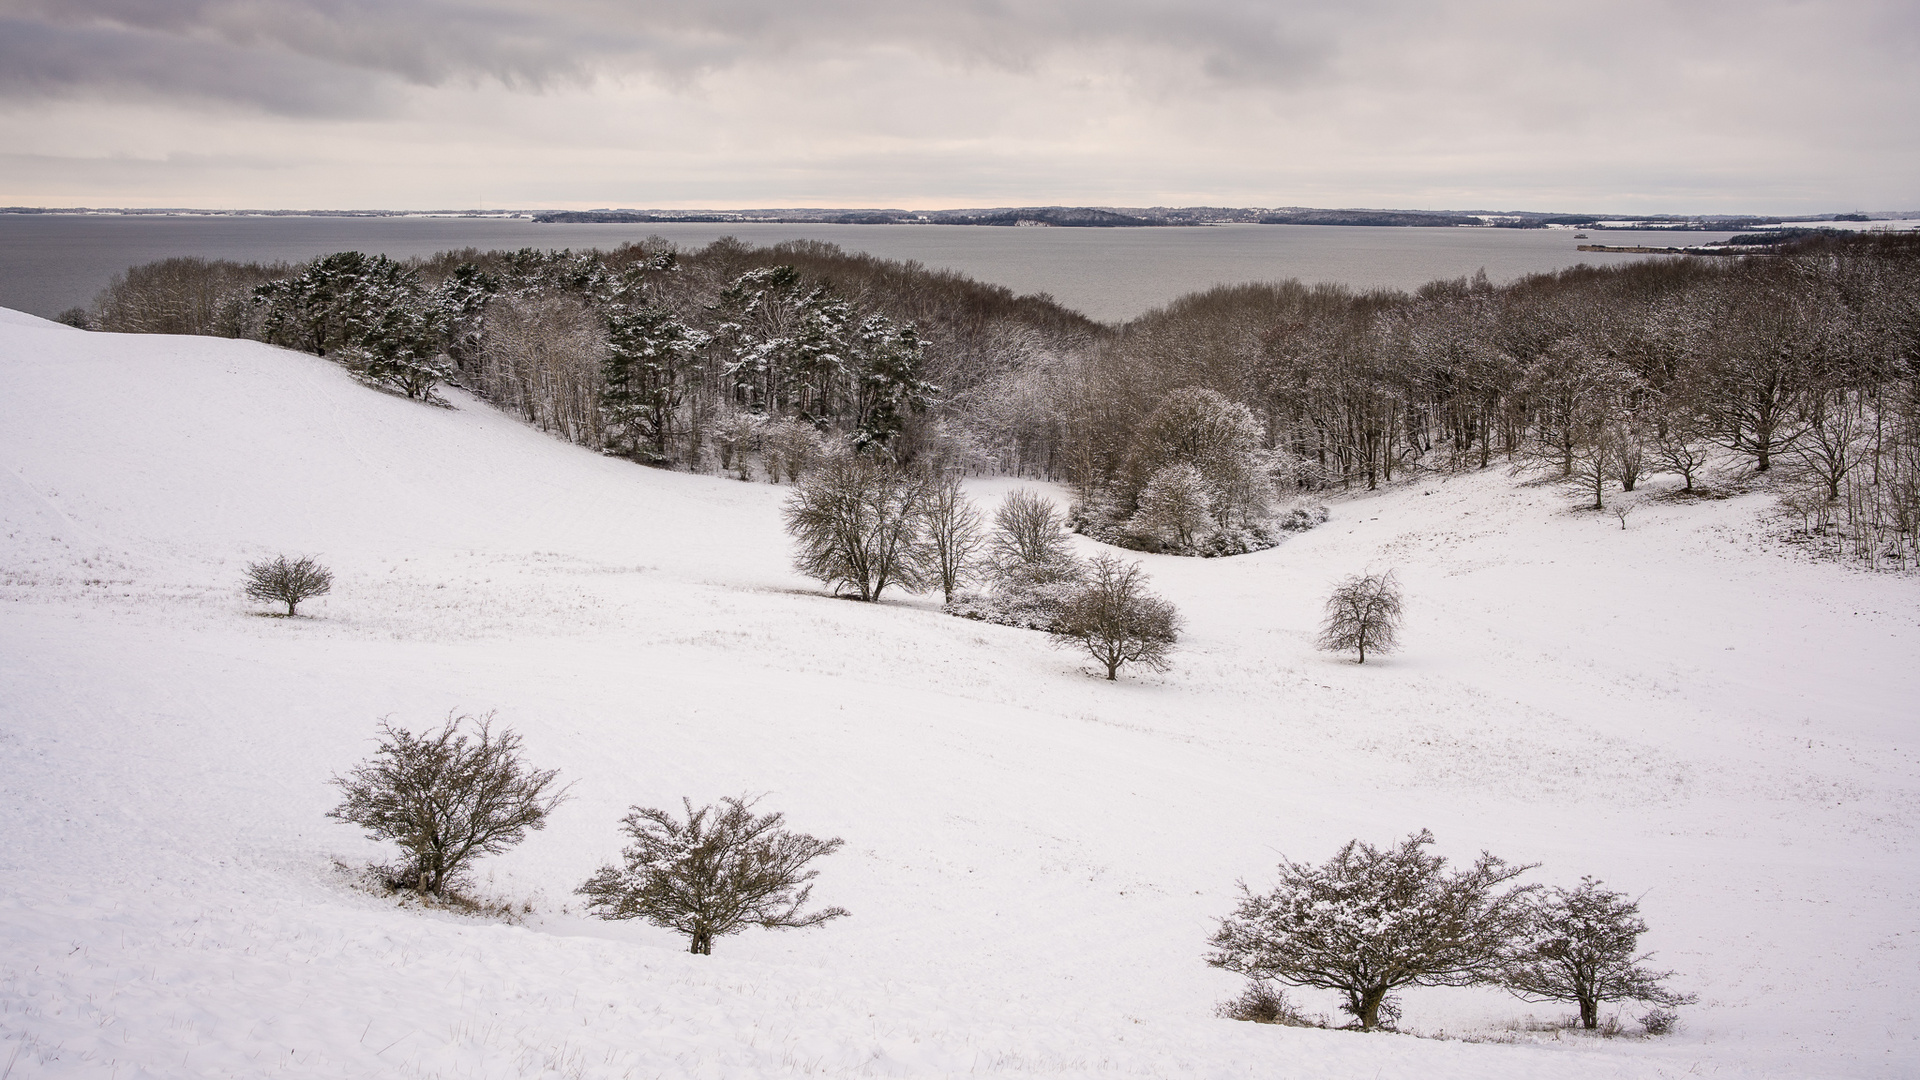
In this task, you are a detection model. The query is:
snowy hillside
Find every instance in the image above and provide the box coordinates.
[3,307,1917,1079]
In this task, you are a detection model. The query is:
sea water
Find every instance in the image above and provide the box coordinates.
[0,215,1741,325]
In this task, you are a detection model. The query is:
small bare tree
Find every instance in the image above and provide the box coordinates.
[1052,554,1181,680]
[1316,571,1404,664]
[577,795,848,955]
[920,471,985,603]
[244,554,333,616]
[329,713,570,897]
[1209,830,1536,1031]
[1502,877,1696,1030]
[989,488,1075,571]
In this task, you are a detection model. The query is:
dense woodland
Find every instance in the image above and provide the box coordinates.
[87,231,1920,568]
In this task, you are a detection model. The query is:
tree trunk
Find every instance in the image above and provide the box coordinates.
[690,930,712,955]
[1579,994,1599,1030]
[1355,987,1387,1031]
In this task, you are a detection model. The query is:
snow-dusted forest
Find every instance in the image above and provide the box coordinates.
[3,233,1918,1079]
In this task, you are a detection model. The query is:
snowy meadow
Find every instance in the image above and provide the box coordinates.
[3,304,1918,1079]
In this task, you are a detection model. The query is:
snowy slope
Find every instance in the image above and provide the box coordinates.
[3,307,1917,1079]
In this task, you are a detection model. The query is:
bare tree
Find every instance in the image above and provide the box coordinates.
[1503,877,1696,1029]
[1052,554,1182,680]
[244,555,333,616]
[988,488,1075,571]
[1209,830,1536,1031]
[783,451,932,601]
[1649,398,1714,492]
[577,795,848,955]
[920,472,985,603]
[1316,571,1404,664]
[328,713,570,897]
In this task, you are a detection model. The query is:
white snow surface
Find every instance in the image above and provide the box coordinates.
[2,306,1917,1079]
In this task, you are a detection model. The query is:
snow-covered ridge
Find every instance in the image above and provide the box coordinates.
[3,312,1917,1078]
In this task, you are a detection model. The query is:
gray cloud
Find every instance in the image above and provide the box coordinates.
[0,0,1913,211]
[1,0,1338,109]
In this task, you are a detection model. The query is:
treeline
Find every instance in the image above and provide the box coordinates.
[89,232,1920,568]
[982,231,1920,568]
[90,237,1101,470]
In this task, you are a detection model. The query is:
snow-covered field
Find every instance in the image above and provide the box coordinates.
[3,306,1917,1079]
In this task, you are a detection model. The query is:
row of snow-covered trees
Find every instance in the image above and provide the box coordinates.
[92,232,1920,566]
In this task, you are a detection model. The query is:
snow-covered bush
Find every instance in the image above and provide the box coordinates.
[1051,554,1181,680]
[576,795,848,955]
[1501,877,1696,1030]
[328,713,570,898]
[243,554,333,616]
[1317,570,1404,664]
[1208,829,1535,1031]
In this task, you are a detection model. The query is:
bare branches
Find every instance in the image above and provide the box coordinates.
[1316,571,1403,664]
[577,795,848,955]
[243,554,332,616]
[1051,554,1181,680]
[1503,877,1697,1029]
[328,713,570,897]
[782,451,934,601]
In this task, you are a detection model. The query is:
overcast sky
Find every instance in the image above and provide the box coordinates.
[1,0,1914,214]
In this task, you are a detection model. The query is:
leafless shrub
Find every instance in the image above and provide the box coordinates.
[577,795,848,954]
[1216,982,1327,1027]
[1640,1008,1680,1036]
[243,554,333,616]
[328,713,570,898]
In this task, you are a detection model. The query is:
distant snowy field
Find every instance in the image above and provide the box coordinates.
[3,307,1916,1079]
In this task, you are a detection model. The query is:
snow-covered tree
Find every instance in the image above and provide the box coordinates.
[1502,877,1696,1030]
[604,303,702,460]
[1125,386,1271,523]
[577,795,848,955]
[1052,554,1181,680]
[1316,571,1404,664]
[329,714,570,898]
[1208,830,1536,1031]
[1130,462,1214,549]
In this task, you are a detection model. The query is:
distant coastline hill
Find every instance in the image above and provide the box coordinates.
[528,206,1790,229]
[15,204,1911,229]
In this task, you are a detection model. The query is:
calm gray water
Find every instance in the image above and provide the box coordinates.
[0,215,1739,325]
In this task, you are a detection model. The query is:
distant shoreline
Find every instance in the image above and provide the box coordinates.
[6,205,1910,231]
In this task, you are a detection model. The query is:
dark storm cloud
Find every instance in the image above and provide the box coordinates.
[0,15,387,115]
[0,0,1336,114]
